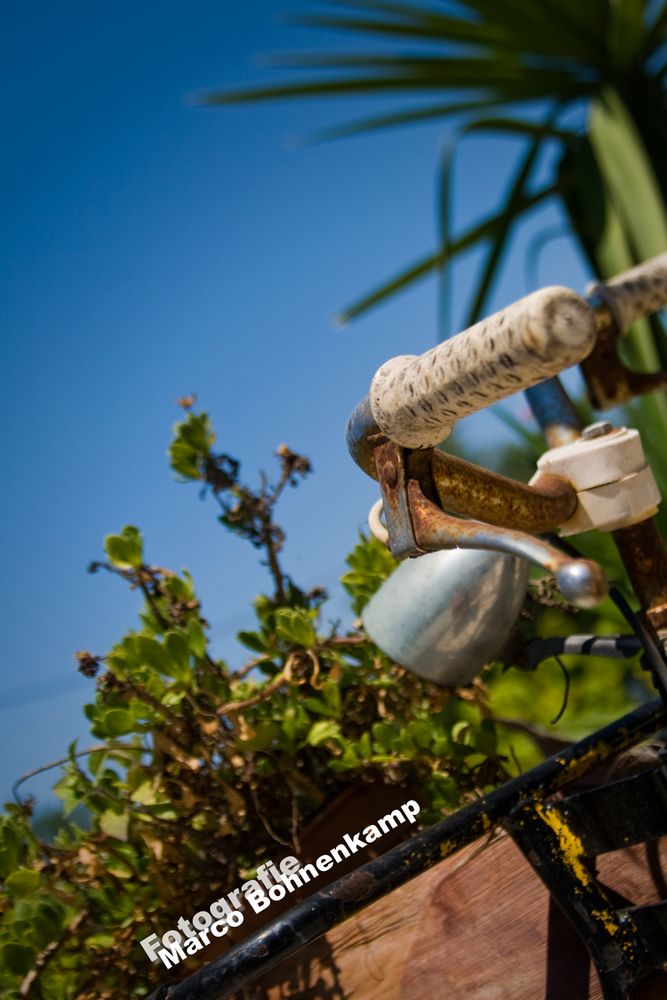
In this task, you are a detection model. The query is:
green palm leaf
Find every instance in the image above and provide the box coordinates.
[214,0,665,344]
[589,87,667,261]
[462,126,549,327]
[290,96,516,145]
[587,85,667,461]
[335,180,557,325]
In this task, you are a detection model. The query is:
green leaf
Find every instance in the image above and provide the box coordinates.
[102,708,135,736]
[306,720,342,746]
[168,412,215,481]
[589,87,667,260]
[452,720,471,744]
[0,817,22,878]
[372,721,397,751]
[588,89,667,464]
[237,630,269,654]
[328,744,360,770]
[356,731,372,759]
[53,770,86,817]
[129,779,159,805]
[607,0,647,68]
[99,810,129,842]
[323,680,342,715]
[104,525,143,569]
[0,942,35,975]
[289,4,512,49]
[235,721,278,751]
[281,704,300,742]
[302,696,334,716]
[165,630,192,683]
[475,719,498,756]
[176,412,214,452]
[5,866,40,896]
[274,608,317,648]
[212,73,582,110]
[32,899,65,947]
[85,933,116,950]
[341,533,397,613]
[134,635,172,675]
[407,719,434,749]
[186,618,208,658]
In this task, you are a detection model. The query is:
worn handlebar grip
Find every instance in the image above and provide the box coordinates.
[587,252,667,333]
[369,286,596,449]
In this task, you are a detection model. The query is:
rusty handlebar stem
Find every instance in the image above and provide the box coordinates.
[424,450,576,535]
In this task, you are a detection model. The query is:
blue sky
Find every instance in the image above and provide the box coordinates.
[1,1,591,807]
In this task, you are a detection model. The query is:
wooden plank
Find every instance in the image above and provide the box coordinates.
[246,833,667,999]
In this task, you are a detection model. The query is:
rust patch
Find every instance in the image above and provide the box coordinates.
[424,449,576,533]
[613,519,667,624]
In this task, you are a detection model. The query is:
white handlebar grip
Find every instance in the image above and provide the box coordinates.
[587,252,667,333]
[369,286,596,449]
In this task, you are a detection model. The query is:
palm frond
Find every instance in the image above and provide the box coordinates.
[335,181,557,325]
[437,136,456,339]
[206,66,589,106]
[589,87,667,260]
[212,0,665,334]
[462,124,550,327]
[288,7,511,49]
[452,115,576,142]
[646,1,667,46]
[291,96,513,144]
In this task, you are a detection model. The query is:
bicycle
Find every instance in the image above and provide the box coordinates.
[148,254,667,1000]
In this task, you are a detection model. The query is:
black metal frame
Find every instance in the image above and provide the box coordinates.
[505,753,667,999]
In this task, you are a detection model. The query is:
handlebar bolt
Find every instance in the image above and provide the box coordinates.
[581,421,614,440]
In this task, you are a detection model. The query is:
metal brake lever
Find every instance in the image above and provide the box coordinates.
[374,440,608,610]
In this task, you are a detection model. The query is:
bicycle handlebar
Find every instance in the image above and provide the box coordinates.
[349,253,667,460]
[588,252,667,332]
[370,286,595,449]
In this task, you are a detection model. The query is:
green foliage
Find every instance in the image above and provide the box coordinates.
[104,526,143,570]
[341,533,398,616]
[2,406,529,999]
[0,404,649,998]
[168,410,215,480]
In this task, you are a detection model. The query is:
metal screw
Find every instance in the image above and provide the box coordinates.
[581,421,614,441]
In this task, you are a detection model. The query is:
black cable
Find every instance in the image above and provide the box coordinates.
[549,654,570,725]
[546,533,667,702]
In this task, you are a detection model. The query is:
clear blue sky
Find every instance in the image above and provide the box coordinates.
[1,1,590,806]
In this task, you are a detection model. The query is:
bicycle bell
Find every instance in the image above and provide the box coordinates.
[362,547,529,687]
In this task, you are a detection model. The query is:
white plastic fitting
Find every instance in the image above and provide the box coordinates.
[531,427,661,536]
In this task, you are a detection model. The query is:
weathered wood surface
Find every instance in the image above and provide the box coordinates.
[244,832,667,1000]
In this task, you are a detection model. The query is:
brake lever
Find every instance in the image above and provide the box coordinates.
[373,439,608,610]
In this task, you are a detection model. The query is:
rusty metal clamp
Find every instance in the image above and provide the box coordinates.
[582,254,667,408]
[581,298,667,410]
